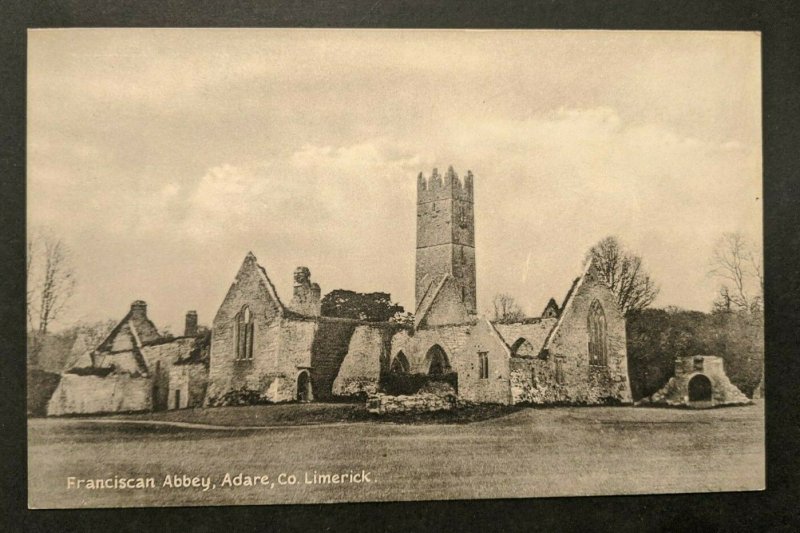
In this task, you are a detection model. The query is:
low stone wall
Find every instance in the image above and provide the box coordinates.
[367,392,456,414]
[367,381,457,415]
[47,373,152,416]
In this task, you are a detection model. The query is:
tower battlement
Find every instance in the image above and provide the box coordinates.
[415,166,477,317]
[417,166,473,203]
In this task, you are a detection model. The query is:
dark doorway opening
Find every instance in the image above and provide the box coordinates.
[688,374,712,402]
[391,351,410,374]
[425,344,451,376]
[297,371,313,402]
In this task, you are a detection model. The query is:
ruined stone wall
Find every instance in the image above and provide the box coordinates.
[308,319,358,401]
[508,357,563,404]
[390,325,472,375]
[92,350,142,374]
[367,391,456,414]
[453,320,512,404]
[141,338,195,410]
[331,324,389,398]
[388,321,514,404]
[207,255,286,404]
[493,319,557,355]
[270,318,318,401]
[643,356,750,407]
[47,373,152,416]
[546,276,632,404]
[168,363,208,409]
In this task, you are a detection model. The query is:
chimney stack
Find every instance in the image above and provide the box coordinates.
[184,310,198,337]
[130,300,148,320]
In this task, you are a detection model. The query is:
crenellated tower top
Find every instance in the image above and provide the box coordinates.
[415,165,477,317]
[417,166,474,204]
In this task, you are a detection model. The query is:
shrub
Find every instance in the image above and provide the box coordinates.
[209,387,272,407]
[27,369,61,417]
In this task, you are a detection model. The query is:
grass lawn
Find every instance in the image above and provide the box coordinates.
[27,401,764,508]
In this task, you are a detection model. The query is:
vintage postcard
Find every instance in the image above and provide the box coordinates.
[26,29,763,508]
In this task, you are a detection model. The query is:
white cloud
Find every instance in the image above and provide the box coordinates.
[27,30,762,327]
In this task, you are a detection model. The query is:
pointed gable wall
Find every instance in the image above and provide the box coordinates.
[212,252,285,327]
[541,260,632,404]
[207,252,289,402]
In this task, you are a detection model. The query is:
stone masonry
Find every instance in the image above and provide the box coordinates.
[202,166,634,409]
[642,355,750,408]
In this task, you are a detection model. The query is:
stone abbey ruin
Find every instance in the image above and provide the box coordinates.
[47,166,648,415]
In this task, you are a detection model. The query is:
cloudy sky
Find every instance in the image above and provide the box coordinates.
[28,29,762,332]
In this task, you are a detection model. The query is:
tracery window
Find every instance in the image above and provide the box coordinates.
[235,306,254,360]
[587,299,607,366]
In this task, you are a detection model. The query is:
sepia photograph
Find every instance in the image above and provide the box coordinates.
[26,28,764,509]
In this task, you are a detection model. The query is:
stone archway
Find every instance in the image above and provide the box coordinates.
[297,370,313,402]
[688,374,712,402]
[391,351,410,374]
[425,344,451,376]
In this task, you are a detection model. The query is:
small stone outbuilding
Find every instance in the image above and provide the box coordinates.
[47,302,209,415]
[642,355,750,408]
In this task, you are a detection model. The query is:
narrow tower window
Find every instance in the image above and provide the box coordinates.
[587,299,607,366]
[478,351,489,379]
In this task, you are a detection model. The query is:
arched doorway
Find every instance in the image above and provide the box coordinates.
[391,351,410,374]
[297,370,313,402]
[688,374,712,402]
[425,344,451,376]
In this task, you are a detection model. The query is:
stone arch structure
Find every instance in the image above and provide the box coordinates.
[424,344,452,376]
[296,370,313,402]
[511,338,537,357]
[688,374,713,402]
[587,299,607,365]
[390,351,410,374]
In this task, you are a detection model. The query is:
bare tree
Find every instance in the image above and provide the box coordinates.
[709,232,762,314]
[491,293,526,323]
[586,236,659,316]
[27,230,76,336]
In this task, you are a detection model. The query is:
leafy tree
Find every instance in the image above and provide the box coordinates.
[320,290,404,322]
[586,236,659,317]
[390,311,415,328]
[490,293,526,323]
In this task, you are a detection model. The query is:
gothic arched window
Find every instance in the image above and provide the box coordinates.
[587,299,607,366]
[235,306,254,360]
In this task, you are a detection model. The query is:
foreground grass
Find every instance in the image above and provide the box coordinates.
[28,402,764,508]
[101,402,523,427]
